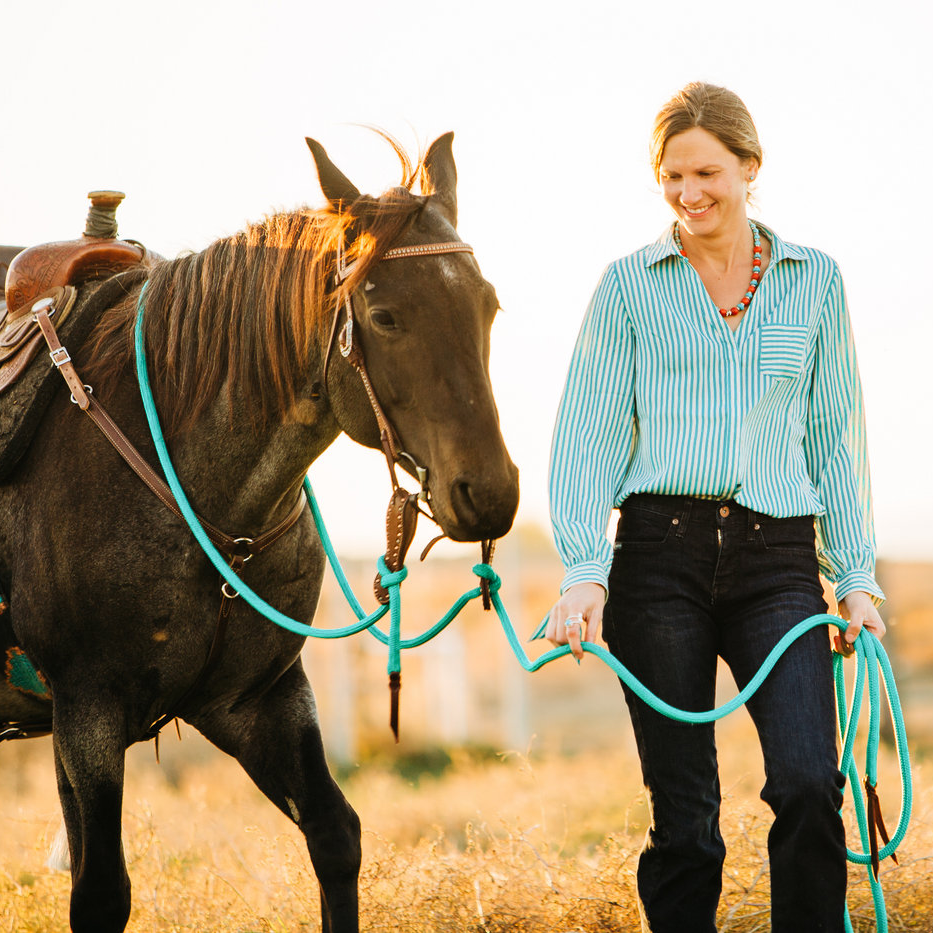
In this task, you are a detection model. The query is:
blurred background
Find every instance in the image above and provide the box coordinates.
[5,0,929,757]
[3,3,931,927]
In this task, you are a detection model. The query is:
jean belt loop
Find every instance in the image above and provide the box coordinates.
[747,508,759,542]
[674,497,691,538]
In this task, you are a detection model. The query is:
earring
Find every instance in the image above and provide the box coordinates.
[749,173,757,182]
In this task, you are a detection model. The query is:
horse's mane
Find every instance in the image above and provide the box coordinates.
[84,144,429,437]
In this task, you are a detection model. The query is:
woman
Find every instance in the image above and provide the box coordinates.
[546,82,885,933]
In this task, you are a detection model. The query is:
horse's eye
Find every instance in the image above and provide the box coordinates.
[370,309,396,329]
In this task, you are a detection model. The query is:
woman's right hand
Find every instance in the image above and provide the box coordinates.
[545,582,606,661]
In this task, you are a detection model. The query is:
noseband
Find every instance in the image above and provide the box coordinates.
[324,237,475,497]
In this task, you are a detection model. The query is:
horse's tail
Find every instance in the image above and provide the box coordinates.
[46,820,70,872]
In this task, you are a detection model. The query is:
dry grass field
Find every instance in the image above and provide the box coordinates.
[2,547,931,930]
[1,726,931,933]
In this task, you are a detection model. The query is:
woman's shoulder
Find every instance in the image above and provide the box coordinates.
[756,222,842,278]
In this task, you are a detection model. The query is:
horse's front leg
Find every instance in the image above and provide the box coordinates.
[191,660,361,933]
[53,699,131,933]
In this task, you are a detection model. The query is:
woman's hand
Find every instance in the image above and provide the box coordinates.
[545,582,606,661]
[835,590,886,655]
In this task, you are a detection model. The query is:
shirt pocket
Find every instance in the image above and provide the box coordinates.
[759,323,809,378]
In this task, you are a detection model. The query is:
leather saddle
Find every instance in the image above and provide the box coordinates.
[1,203,149,396]
[0,191,157,479]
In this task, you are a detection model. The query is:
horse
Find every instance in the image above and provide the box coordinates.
[0,132,519,933]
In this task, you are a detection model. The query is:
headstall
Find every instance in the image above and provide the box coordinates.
[325,235,478,608]
[325,236,474,497]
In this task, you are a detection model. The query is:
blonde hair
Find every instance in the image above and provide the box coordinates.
[650,82,763,183]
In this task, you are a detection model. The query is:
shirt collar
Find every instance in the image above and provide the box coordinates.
[642,221,809,267]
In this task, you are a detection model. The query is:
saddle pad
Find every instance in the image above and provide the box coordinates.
[4,646,50,699]
[0,283,102,481]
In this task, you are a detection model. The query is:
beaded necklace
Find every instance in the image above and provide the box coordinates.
[672,219,762,318]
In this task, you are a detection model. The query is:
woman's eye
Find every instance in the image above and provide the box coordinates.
[370,309,396,329]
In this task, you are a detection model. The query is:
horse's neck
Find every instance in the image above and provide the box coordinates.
[170,384,340,534]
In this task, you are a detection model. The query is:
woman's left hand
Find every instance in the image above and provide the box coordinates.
[835,590,886,654]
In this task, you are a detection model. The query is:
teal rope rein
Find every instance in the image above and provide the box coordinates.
[134,287,910,933]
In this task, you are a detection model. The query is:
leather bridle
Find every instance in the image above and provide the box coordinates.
[322,235,486,610]
[324,236,475,498]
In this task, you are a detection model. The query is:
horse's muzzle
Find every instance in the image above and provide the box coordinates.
[442,463,520,542]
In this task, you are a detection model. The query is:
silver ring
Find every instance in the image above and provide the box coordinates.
[564,616,584,630]
[70,384,93,404]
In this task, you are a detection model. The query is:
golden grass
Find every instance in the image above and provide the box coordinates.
[1,728,931,932]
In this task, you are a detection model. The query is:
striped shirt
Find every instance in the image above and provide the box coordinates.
[549,222,884,605]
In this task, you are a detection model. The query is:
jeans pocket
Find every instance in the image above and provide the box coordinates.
[758,515,817,556]
[615,503,677,548]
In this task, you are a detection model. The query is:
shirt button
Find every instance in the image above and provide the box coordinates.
[719,505,730,518]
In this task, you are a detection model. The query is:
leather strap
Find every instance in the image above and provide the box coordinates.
[373,487,419,604]
[31,292,85,405]
[0,721,54,743]
[864,778,898,880]
[324,238,476,492]
[33,295,306,559]
[341,337,402,482]
[147,553,245,742]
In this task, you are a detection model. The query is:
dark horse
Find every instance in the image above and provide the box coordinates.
[0,134,519,932]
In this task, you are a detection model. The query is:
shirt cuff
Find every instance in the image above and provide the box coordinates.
[560,561,610,596]
[833,569,886,608]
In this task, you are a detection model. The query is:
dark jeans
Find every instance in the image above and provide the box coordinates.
[603,494,846,933]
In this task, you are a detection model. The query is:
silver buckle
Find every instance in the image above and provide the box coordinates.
[339,317,353,357]
[49,346,71,367]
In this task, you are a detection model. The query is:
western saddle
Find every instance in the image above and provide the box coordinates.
[0,191,154,394]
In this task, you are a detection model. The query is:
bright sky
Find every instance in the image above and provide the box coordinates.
[3,1,930,563]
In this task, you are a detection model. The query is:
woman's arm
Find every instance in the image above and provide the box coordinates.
[803,266,886,634]
[548,264,636,655]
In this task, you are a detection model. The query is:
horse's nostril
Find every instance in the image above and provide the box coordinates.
[451,479,481,526]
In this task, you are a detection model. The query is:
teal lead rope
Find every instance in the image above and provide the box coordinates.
[134,288,909,932]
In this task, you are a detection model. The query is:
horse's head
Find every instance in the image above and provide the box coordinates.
[308,134,519,542]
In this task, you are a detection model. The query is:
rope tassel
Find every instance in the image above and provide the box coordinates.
[479,540,495,610]
[389,671,401,742]
[865,778,898,880]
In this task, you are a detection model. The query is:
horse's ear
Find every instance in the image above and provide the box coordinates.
[306,137,361,210]
[422,131,458,228]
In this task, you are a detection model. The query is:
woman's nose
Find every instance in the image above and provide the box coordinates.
[680,178,701,205]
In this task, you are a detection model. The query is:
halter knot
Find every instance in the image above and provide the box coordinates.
[472,563,501,591]
[377,556,408,590]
